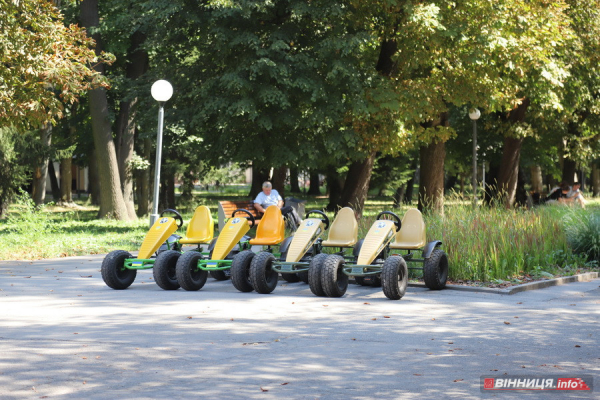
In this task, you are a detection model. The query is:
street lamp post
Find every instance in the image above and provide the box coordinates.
[469,108,481,208]
[149,80,173,227]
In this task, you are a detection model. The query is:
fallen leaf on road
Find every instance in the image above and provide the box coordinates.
[413,374,422,376]
[364,302,370,305]
[384,316,390,318]
[260,387,268,392]
[454,379,464,382]
[80,275,92,278]
[575,345,581,348]
[504,321,511,325]
[281,382,289,385]
[188,316,193,319]
[371,318,377,320]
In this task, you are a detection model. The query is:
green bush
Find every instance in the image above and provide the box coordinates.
[562,209,600,263]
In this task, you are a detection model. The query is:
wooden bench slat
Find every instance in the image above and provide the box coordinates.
[217,200,262,230]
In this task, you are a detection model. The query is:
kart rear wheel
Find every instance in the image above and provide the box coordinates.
[321,255,348,297]
[230,250,255,292]
[308,253,328,296]
[354,276,367,286]
[297,271,309,283]
[210,270,230,281]
[382,256,408,300]
[281,272,301,283]
[101,250,136,290]
[176,251,208,291]
[153,250,181,290]
[250,252,278,294]
[423,248,448,290]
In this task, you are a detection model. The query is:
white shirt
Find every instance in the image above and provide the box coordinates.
[254,189,282,208]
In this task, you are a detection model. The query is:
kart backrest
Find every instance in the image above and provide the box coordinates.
[137,217,179,259]
[179,205,214,244]
[390,208,426,249]
[285,218,324,263]
[249,205,285,246]
[322,207,358,248]
[211,215,251,260]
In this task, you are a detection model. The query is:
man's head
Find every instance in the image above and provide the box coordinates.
[572,182,581,190]
[262,181,272,195]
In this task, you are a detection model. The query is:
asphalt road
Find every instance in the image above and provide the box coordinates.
[0,255,598,399]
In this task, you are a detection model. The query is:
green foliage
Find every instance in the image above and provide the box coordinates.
[562,208,600,263]
[0,128,30,216]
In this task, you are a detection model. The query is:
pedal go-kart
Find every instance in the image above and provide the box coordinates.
[101,208,185,290]
[153,205,216,290]
[320,208,448,300]
[249,210,331,294]
[306,207,359,296]
[175,209,255,291]
[229,205,288,293]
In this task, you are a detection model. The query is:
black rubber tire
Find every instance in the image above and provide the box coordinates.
[210,270,230,281]
[176,251,208,291]
[153,250,181,290]
[230,250,255,292]
[423,248,448,290]
[281,272,301,283]
[381,255,408,300]
[249,252,278,294]
[321,255,348,297]
[308,253,328,296]
[297,270,309,283]
[101,250,136,290]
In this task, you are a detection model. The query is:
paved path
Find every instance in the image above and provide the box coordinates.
[0,255,598,399]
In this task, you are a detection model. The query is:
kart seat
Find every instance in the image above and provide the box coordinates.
[389,208,426,249]
[249,205,285,246]
[179,205,215,244]
[322,207,358,247]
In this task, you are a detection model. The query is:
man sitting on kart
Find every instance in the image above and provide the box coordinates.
[254,181,302,230]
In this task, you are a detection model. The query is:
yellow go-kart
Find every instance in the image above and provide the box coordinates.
[229,205,287,293]
[101,209,185,290]
[251,210,330,294]
[175,209,255,291]
[320,209,447,300]
[153,205,216,290]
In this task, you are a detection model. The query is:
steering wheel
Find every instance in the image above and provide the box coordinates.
[232,208,256,228]
[305,210,330,230]
[376,211,401,231]
[160,208,183,228]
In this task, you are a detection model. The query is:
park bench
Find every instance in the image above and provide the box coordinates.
[217,200,261,230]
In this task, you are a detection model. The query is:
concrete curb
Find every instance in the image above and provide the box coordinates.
[408,271,599,295]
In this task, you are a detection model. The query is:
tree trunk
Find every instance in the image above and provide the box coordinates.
[497,137,524,208]
[32,124,51,205]
[115,30,148,220]
[338,152,376,218]
[530,165,543,194]
[592,160,600,197]
[249,164,270,198]
[562,157,577,185]
[326,165,344,211]
[60,158,73,204]
[308,170,321,195]
[159,170,176,211]
[136,137,151,217]
[392,185,405,208]
[271,165,287,199]
[404,158,418,204]
[418,141,445,213]
[496,98,529,208]
[80,0,130,220]
[88,150,100,206]
[48,160,61,201]
[289,166,301,193]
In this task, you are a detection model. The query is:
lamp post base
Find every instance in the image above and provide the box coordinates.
[149,213,159,228]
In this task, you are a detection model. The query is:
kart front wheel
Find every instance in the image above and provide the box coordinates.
[176,251,207,291]
[423,248,448,290]
[101,250,136,290]
[308,253,328,297]
[321,255,348,297]
[382,255,408,300]
[230,250,255,292]
[153,250,181,290]
[250,252,278,294]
